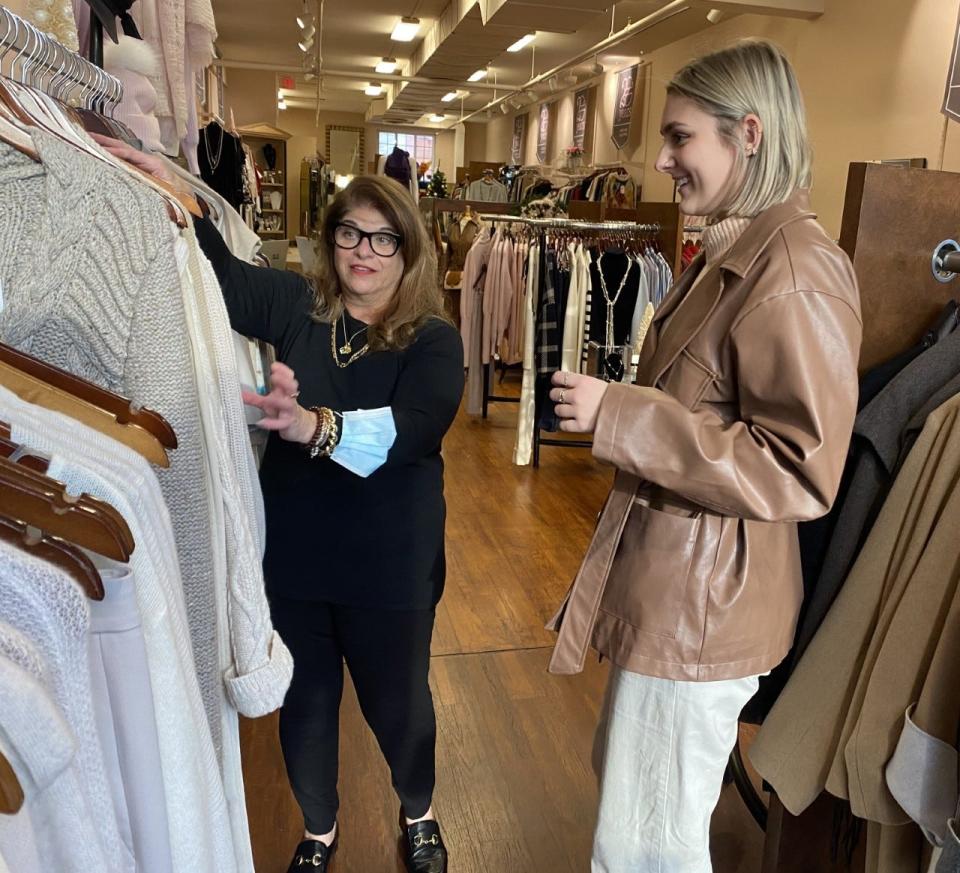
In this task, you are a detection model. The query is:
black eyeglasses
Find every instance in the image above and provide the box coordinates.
[333,223,403,257]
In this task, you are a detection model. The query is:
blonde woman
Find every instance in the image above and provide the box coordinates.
[548,41,862,872]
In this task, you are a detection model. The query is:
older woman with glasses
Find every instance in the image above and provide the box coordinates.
[193,175,463,873]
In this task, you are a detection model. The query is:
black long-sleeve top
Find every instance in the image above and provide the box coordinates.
[195,217,465,609]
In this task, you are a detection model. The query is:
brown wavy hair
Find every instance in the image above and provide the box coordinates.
[309,175,450,351]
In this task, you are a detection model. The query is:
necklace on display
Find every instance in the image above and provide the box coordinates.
[203,124,224,172]
[331,314,369,368]
[597,252,634,352]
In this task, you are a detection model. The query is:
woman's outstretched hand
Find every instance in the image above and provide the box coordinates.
[550,370,610,433]
[242,362,316,444]
[89,133,175,183]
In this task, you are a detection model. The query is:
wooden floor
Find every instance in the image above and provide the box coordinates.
[241,377,766,872]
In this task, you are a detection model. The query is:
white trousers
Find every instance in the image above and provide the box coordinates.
[591,667,760,873]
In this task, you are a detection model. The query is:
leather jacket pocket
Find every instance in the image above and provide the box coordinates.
[658,348,718,410]
[600,501,702,639]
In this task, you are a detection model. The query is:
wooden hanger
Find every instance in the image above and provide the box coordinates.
[0,456,134,562]
[0,434,49,473]
[0,360,170,467]
[0,343,177,449]
[0,749,23,816]
[0,512,104,600]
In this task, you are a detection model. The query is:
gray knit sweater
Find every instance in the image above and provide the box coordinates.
[0,133,222,752]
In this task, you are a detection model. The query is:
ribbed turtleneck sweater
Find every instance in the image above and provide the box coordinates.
[702,216,752,266]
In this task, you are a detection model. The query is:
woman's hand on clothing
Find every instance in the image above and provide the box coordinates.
[242,362,316,444]
[89,133,175,183]
[551,371,609,433]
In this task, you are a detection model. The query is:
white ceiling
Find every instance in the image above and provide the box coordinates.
[210,0,720,124]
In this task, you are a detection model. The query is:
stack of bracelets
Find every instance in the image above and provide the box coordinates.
[306,406,341,459]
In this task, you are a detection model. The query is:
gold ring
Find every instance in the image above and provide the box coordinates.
[559,390,566,404]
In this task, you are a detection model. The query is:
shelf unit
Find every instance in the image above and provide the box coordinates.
[238,123,290,241]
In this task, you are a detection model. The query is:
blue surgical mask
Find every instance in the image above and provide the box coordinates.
[330,408,397,478]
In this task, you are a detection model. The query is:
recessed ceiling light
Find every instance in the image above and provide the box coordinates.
[365,82,383,96]
[430,113,445,122]
[507,33,535,53]
[278,99,287,110]
[392,17,420,42]
[441,91,458,102]
[468,69,488,82]
[376,57,398,74]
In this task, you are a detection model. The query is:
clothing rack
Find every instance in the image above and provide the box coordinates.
[0,6,122,104]
[478,214,661,233]
[478,213,666,466]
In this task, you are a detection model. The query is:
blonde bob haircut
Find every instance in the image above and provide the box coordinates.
[310,175,450,351]
[668,39,812,218]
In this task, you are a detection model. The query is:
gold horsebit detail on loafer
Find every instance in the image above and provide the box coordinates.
[412,834,440,849]
[295,852,327,866]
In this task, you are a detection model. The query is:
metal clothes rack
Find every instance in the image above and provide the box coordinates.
[478,213,664,466]
[0,6,122,105]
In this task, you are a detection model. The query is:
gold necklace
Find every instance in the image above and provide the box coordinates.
[338,311,368,355]
[330,317,369,368]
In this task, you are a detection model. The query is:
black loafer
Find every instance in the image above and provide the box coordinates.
[399,814,448,873]
[286,835,338,871]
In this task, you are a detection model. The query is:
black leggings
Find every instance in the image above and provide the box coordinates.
[270,596,437,834]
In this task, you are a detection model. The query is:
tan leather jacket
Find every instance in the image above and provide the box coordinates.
[547,191,863,681]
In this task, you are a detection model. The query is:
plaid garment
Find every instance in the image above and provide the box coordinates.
[536,247,561,375]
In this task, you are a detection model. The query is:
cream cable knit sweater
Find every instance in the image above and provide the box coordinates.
[0,545,131,872]
[1,384,241,873]
[0,627,106,873]
[0,132,223,753]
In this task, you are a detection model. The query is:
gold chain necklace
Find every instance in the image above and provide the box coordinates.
[330,316,369,368]
[338,311,368,355]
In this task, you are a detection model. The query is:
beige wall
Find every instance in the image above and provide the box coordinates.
[472,0,960,238]
[478,63,647,171]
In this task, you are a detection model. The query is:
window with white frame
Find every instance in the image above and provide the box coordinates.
[378,131,435,166]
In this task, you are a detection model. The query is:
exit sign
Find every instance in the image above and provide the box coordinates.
[280,75,295,90]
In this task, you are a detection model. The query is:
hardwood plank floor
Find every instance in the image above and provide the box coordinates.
[241,385,765,872]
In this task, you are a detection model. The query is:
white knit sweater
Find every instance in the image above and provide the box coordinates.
[0,132,222,753]
[0,627,104,873]
[0,385,241,873]
[0,545,131,872]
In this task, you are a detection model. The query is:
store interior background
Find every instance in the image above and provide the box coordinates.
[218,0,960,242]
